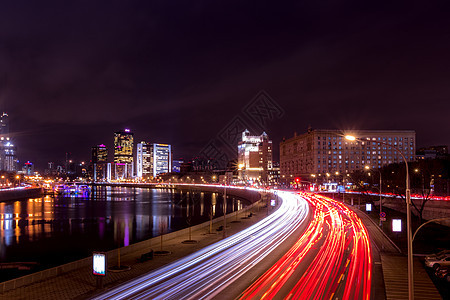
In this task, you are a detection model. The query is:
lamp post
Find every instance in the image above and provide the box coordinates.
[346,135,413,300]
[365,166,383,227]
[223,176,228,239]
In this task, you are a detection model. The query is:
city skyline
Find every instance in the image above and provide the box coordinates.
[1,1,450,169]
[1,2,450,298]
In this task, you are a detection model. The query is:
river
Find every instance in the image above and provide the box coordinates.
[0,186,247,281]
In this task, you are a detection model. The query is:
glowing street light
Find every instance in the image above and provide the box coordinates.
[346,134,414,300]
[345,135,356,141]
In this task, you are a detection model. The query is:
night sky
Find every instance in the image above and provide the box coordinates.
[1,1,450,169]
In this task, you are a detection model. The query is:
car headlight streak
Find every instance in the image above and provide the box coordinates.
[94,188,309,300]
[241,193,372,300]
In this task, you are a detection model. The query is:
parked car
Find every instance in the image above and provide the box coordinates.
[425,249,450,261]
[435,266,449,279]
[425,254,450,269]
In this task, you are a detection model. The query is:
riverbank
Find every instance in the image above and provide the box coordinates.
[0,187,43,202]
[0,187,268,297]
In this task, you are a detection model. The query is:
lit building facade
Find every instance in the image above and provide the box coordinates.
[114,129,134,163]
[92,144,108,181]
[237,129,273,183]
[136,142,152,178]
[114,129,134,180]
[152,143,171,177]
[280,129,416,180]
[0,112,17,172]
[0,113,9,136]
[136,143,172,179]
[172,159,183,173]
[92,144,108,163]
[22,161,34,175]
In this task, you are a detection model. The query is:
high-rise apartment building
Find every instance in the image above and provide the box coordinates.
[280,129,416,180]
[136,142,172,178]
[237,129,273,182]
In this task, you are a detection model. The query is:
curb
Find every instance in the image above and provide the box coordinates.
[348,205,402,254]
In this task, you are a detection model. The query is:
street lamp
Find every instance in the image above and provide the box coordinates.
[365,166,383,227]
[347,134,414,300]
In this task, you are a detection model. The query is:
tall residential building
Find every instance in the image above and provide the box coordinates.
[114,129,134,180]
[237,129,273,182]
[92,144,108,181]
[280,129,416,180]
[136,142,172,178]
[0,112,17,172]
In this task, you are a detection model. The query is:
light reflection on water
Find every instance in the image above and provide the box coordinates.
[0,186,245,276]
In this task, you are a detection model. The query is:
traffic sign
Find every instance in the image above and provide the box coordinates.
[380,217,386,221]
[380,212,386,218]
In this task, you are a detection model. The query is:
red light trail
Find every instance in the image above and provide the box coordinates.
[240,193,372,300]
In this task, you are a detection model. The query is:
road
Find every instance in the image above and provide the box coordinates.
[239,193,372,300]
[92,189,310,300]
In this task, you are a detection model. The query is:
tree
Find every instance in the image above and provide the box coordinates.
[348,170,374,204]
[382,159,450,225]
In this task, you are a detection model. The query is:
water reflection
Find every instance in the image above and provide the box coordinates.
[0,186,246,278]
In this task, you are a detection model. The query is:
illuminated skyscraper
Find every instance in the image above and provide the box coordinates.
[237,129,273,183]
[114,129,134,163]
[136,142,152,178]
[136,142,172,178]
[92,144,108,163]
[0,113,9,136]
[152,143,171,177]
[0,112,17,172]
[114,129,134,180]
[92,144,108,181]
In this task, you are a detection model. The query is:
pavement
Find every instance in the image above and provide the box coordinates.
[0,202,272,300]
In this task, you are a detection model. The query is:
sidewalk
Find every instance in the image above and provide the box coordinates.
[0,202,269,300]
[352,207,442,300]
[381,254,441,300]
